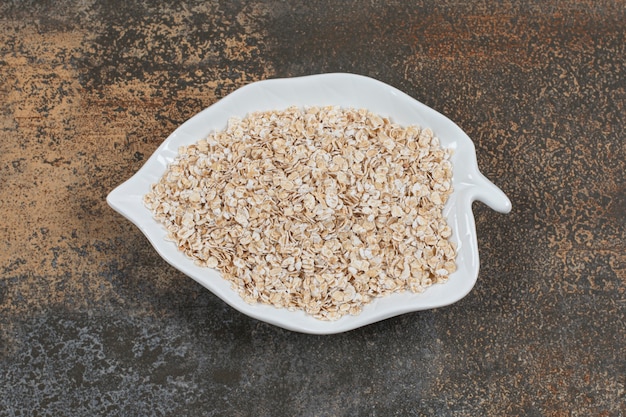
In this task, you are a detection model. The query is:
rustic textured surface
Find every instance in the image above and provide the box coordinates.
[1,1,624,415]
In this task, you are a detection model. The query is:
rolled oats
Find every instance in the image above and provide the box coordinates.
[144,106,456,320]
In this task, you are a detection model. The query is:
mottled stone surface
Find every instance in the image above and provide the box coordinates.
[1,0,624,415]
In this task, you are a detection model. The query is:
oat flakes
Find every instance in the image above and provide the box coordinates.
[144,106,456,320]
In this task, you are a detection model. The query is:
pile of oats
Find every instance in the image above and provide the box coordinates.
[144,106,456,320]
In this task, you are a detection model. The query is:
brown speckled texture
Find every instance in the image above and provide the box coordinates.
[1,1,624,416]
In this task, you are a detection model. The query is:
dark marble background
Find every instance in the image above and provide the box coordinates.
[1,1,624,416]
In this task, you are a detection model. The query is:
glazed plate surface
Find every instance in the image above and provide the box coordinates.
[107,73,511,334]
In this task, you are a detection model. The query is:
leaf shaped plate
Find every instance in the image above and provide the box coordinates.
[107,73,511,334]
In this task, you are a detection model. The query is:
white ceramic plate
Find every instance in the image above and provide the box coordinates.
[107,73,511,334]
